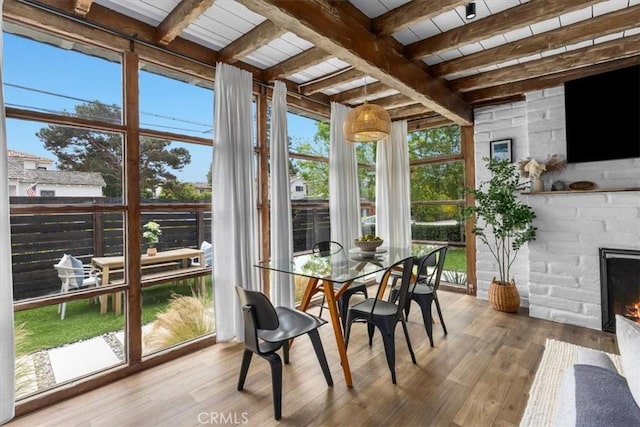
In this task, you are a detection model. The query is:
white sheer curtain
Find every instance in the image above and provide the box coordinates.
[329,102,361,248]
[0,0,16,420]
[212,63,259,342]
[376,120,411,248]
[269,81,294,308]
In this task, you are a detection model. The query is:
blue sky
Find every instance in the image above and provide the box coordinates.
[3,31,320,182]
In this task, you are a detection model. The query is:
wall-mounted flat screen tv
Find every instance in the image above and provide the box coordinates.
[564,65,640,163]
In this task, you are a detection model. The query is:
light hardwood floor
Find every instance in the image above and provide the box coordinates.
[7,292,617,426]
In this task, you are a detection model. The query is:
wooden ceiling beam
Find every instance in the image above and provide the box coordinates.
[299,67,365,95]
[452,34,640,92]
[373,0,466,36]
[264,85,330,120]
[465,56,640,104]
[73,0,93,16]
[368,93,416,109]
[405,0,602,59]
[217,20,287,65]
[387,104,432,121]
[329,81,391,104]
[19,0,222,68]
[4,0,130,51]
[431,5,640,78]
[156,0,213,46]
[237,0,472,125]
[408,115,454,132]
[263,47,332,82]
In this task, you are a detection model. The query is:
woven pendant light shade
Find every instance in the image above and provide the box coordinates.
[343,102,391,142]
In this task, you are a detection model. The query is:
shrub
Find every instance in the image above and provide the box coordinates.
[143,294,214,351]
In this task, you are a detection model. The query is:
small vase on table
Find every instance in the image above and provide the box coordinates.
[531,177,544,193]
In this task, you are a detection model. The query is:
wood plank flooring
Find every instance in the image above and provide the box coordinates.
[7,292,617,427]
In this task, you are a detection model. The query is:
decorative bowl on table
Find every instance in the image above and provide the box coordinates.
[353,238,383,252]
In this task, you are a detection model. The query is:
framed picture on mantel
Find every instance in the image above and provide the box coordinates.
[490,139,512,162]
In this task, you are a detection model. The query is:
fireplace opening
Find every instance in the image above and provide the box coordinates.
[600,248,640,333]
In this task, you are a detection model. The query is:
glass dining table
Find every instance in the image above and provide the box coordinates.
[255,246,416,387]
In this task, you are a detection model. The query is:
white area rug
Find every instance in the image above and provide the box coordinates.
[519,338,622,427]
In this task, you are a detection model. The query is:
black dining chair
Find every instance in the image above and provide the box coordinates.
[235,286,333,420]
[390,246,448,347]
[312,240,368,327]
[344,257,416,384]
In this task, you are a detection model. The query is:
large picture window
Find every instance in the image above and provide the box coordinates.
[4,22,217,401]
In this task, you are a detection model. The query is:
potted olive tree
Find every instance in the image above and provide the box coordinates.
[464,158,537,312]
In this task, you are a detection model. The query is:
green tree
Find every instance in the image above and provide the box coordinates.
[159,181,201,201]
[408,125,464,221]
[291,120,377,201]
[36,101,192,198]
[291,121,330,198]
[288,120,463,218]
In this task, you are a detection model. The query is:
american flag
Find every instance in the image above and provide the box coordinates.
[26,183,37,197]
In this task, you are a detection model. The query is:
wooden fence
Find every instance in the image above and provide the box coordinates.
[10,197,212,300]
[10,197,329,301]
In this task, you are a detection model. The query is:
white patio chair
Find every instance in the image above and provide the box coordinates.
[54,254,101,320]
[191,240,213,268]
[188,241,213,295]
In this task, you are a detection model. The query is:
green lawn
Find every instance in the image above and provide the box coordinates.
[15,280,206,354]
[412,244,466,272]
[443,246,466,272]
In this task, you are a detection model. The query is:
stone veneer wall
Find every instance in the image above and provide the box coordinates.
[473,86,640,330]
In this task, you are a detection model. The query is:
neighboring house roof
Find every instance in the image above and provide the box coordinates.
[8,151,106,187]
[7,149,52,163]
[21,169,106,187]
[8,157,25,178]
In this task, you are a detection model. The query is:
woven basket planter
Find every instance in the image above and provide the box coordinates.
[489,278,520,313]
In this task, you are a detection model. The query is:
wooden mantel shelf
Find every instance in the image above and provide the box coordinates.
[523,186,640,195]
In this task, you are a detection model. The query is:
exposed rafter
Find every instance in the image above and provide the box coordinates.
[217,20,287,65]
[372,0,466,36]
[465,56,640,105]
[405,0,602,59]
[299,67,365,95]
[368,93,416,110]
[452,34,640,92]
[408,115,454,132]
[387,104,432,120]
[237,0,472,125]
[7,0,639,125]
[329,81,391,104]
[431,5,640,78]
[156,0,214,46]
[263,47,332,82]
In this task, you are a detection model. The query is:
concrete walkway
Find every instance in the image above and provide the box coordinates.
[17,327,150,398]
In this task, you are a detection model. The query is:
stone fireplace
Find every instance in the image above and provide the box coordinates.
[473,86,640,331]
[600,248,640,333]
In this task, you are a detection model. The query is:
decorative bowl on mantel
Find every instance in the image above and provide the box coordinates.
[354,239,383,252]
